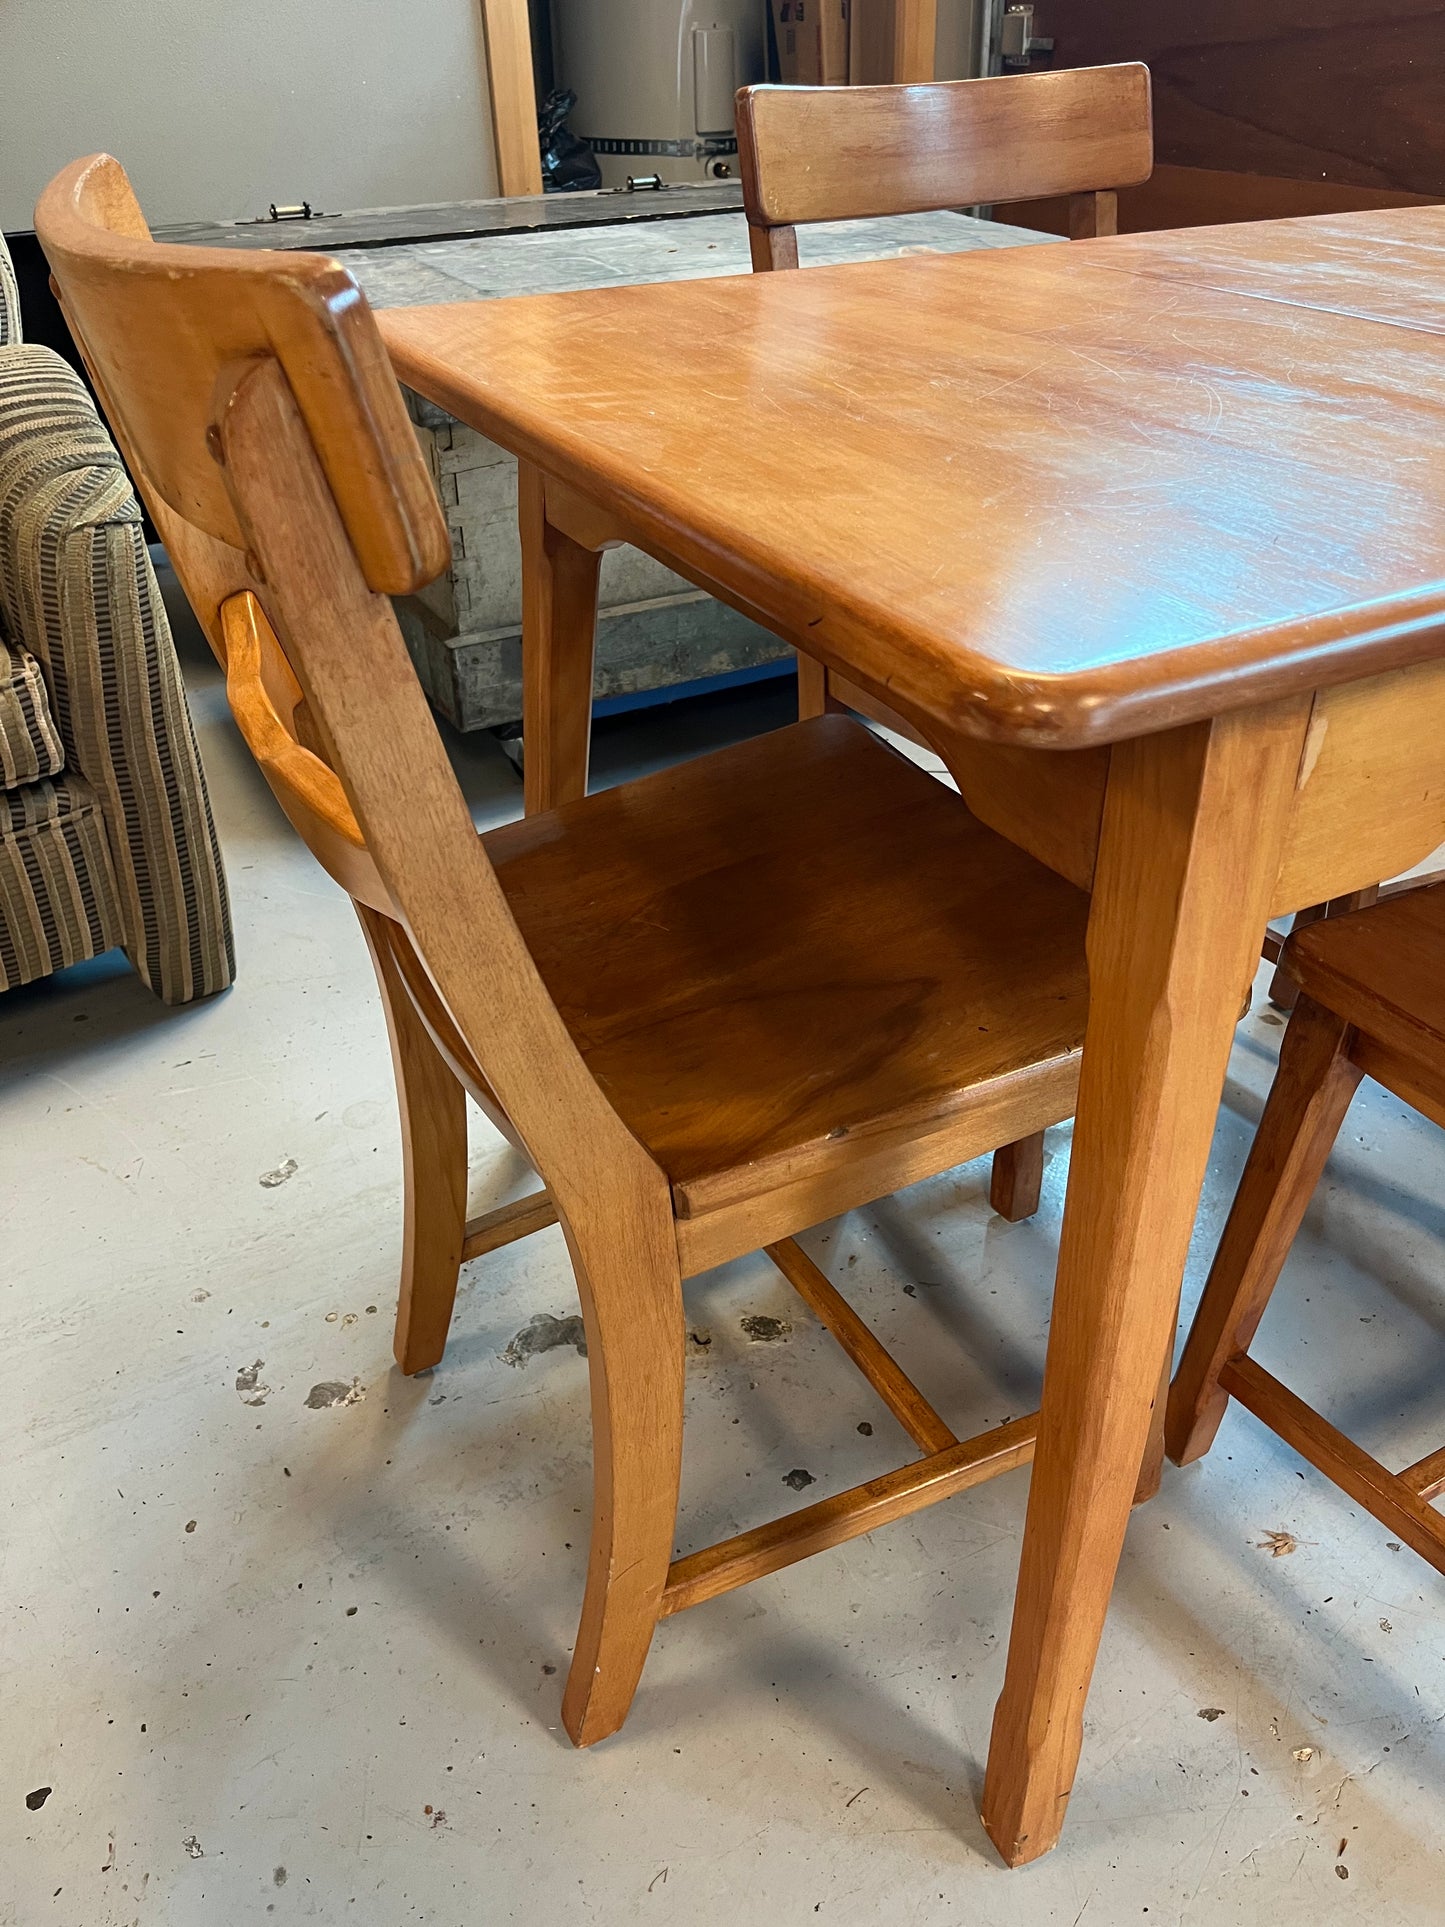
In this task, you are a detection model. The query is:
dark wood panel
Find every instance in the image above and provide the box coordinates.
[1055,2,1445,195]
[1007,163,1438,236]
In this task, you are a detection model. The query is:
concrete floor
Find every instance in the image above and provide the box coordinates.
[4,610,1445,1926]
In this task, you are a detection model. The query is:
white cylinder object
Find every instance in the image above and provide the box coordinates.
[552,0,766,185]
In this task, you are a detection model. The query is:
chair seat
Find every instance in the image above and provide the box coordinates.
[1288,883,1445,1085]
[484,716,1090,1251]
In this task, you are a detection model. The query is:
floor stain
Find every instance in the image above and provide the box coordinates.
[501,1312,587,1367]
[741,1314,792,1343]
[1257,1528,1305,1557]
[305,1378,365,1410]
[273,1867,287,1887]
[235,1360,270,1407]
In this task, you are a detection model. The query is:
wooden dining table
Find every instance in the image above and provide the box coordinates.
[377,203,1445,1866]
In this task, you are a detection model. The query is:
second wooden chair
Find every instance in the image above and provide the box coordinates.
[1168,884,1445,1573]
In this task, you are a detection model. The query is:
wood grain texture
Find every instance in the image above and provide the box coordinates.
[1349,1033,1445,1137]
[220,592,391,914]
[460,1189,559,1261]
[43,155,1119,1772]
[1054,1,1445,196]
[378,220,1445,749]
[1265,888,1378,1015]
[483,715,1090,1221]
[1085,204,1445,336]
[1008,163,1437,239]
[1221,1356,1445,1574]
[1167,873,1445,1579]
[662,1412,1040,1616]
[519,463,602,812]
[59,151,1445,1865]
[736,67,1151,229]
[357,901,472,1375]
[1009,162,1440,239]
[39,155,449,594]
[1400,1443,1445,1504]
[989,1132,1045,1223]
[222,360,688,1753]
[765,1238,957,1453]
[1285,882,1445,1079]
[1166,995,1362,1466]
[891,0,937,84]
[479,0,544,197]
[981,696,1313,1866]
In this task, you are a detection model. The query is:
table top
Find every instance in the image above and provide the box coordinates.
[378,208,1445,749]
[1078,206,1445,338]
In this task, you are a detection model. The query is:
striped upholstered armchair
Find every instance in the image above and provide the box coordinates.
[0,231,232,1001]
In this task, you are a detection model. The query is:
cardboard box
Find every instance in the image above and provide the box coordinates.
[770,0,849,86]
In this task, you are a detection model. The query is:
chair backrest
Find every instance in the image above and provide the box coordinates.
[736,64,1153,268]
[36,154,668,1234]
[36,157,447,594]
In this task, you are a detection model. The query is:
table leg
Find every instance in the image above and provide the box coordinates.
[980,698,1312,1867]
[520,463,602,814]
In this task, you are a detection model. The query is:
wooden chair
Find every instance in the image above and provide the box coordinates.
[1167,884,1445,1573]
[40,153,1095,1748]
[735,63,1153,273]
[734,61,1152,1222]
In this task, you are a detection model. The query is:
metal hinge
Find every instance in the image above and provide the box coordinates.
[1000,6,1053,67]
[241,201,336,226]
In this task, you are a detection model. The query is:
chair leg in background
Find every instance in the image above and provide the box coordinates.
[1167,996,1360,1467]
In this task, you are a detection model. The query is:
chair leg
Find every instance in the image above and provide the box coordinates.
[980,700,1311,1867]
[990,1132,1045,1222]
[1132,1346,1173,1505]
[796,651,832,719]
[519,462,603,815]
[1166,995,1361,1467]
[356,905,470,1376]
[561,1218,686,1748]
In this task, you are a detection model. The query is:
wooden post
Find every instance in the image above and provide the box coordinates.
[480,0,543,197]
[850,0,937,84]
[892,0,937,82]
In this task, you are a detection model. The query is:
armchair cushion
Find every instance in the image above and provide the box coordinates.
[0,628,65,789]
[0,344,233,1001]
[0,770,122,986]
[0,232,19,348]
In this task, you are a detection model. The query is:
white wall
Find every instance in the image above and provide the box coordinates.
[0,0,499,232]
